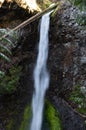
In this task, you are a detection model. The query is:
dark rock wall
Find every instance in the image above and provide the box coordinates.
[49,2,86,98]
[48,2,86,130]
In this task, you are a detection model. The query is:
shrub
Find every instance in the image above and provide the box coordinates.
[69,0,86,26]
[70,85,86,115]
[0,66,22,94]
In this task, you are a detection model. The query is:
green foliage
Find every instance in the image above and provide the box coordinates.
[0,29,17,63]
[69,0,86,11]
[0,66,22,94]
[76,12,86,26]
[0,44,12,54]
[43,0,51,8]
[19,104,31,130]
[0,52,11,62]
[69,0,86,26]
[45,100,62,130]
[1,37,15,47]
[70,85,86,115]
[39,0,51,9]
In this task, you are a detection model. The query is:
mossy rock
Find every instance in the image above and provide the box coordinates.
[19,104,31,130]
[19,100,62,130]
[6,100,62,130]
[45,100,62,130]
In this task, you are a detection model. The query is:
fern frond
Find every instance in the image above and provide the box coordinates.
[0,29,7,36]
[0,52,10,62]
[10,30,17,39]
[0,29,18,64]
[0,44,12,55]
[76,13,86,25]
[0,71,5,78]
[2,38,15,47]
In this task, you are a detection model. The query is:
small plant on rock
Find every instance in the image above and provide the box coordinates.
[0,66,22,94]
[70,85,86,115]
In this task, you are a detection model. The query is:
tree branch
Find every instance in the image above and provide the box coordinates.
[0,3,59,40]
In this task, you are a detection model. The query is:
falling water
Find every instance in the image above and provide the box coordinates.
[30,12,52,130]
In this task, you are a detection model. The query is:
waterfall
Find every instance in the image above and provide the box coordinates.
[30,12,52,130]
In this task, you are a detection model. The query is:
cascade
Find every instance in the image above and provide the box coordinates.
[30,12,52,130]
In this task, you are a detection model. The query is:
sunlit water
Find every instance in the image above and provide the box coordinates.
[30,12,52,130]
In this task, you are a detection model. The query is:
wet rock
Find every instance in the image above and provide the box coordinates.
[80,56,86,64]
[48,1,86,130]
[49,1,86,96]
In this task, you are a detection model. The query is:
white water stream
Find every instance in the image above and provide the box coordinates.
[30,12,52,130]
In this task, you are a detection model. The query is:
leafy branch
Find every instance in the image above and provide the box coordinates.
[0,29,17,76]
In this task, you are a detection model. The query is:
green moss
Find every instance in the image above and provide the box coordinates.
[0,65,22,94]
[70,85,86,115]
[19,101,62,130]
[19,104,31,130]
[45,100,62,130]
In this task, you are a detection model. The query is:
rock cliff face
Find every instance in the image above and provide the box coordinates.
[49,1,86,97]
[48,1,86,130]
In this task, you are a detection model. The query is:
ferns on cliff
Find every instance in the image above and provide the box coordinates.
[69,0,86,26]
[0,29,17,76]
[69,0,86,10]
